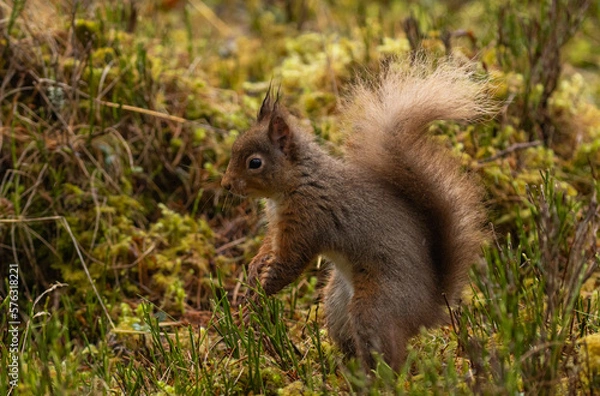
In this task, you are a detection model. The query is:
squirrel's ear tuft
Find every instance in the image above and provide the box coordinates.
[268,111,292,154]
[258,82,274,122]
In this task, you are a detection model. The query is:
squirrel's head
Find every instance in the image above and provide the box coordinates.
[221,87,299,198]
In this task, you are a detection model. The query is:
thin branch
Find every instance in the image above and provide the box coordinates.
[215,237,247,254]
[188,0,233,37]
[96,99,188,124]
[478,141,542,164]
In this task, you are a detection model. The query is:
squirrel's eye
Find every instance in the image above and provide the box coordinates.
[248,158,262,169]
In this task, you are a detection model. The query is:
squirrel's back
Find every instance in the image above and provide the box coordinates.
[343,59,490,303]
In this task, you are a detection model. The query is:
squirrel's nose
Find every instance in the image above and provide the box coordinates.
[221,177,231,191]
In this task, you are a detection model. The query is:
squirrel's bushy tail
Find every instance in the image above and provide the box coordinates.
[344,59,491,303]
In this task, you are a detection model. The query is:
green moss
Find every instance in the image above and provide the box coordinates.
[91,47,117,66]
[1,1,599,394]
[74,19,102,48]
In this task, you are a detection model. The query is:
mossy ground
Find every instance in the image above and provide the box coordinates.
[1,0,599,394]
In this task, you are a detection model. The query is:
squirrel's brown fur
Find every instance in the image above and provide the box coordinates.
[221,60,489,371]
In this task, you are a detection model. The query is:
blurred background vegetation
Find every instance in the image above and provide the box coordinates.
[0,0,599,394]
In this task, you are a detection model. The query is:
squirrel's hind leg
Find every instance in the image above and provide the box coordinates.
[348,277,410,372]
[323,268,356,357]
[324,267,411,371]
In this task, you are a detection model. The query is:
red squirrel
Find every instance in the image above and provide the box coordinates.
[221,60,489,371]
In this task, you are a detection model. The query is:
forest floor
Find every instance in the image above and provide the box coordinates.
[1,0,599,394]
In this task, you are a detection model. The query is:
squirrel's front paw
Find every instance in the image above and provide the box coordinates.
[258,265,280,295]
[247,253,274,289]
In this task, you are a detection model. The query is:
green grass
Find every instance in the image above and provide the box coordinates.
[1,0,599,394]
